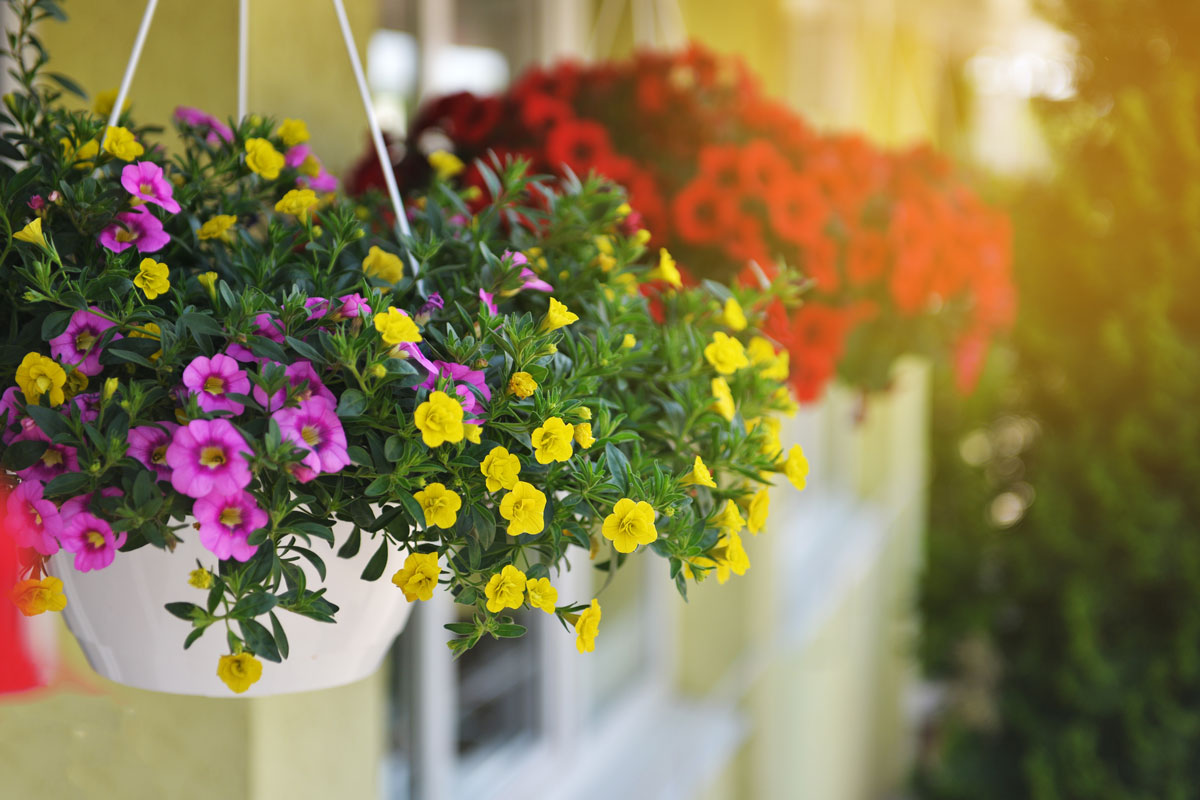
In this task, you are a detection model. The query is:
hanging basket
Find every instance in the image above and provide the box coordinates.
[49,519,412,697]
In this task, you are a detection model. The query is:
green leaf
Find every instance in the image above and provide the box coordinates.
[183,627,207,650]
[337,527,362,558]
[40,310,72,341]
[285,336,323,363]
[230,593,278,618]
[336,389,366,418]
[269,611,290,660]
[239,619,282,663]
[604,443,630,493]
[290,546,327,581]
[493,623,527,638]
[360,539,389,581]
[47,72,87,99]
[23,403,66,438]
[165,602,202,621]
[444,622,476,635]
[2,438,47,471]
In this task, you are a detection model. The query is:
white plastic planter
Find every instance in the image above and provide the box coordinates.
[48,520,412,697]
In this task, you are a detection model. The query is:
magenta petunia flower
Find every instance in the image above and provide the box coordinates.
[334,293,372,320]
[61,512,127,572]
[14,428,78,484]
[0,386,23,443]
[193,490,265,562]
[479,288,498,315]
[286,144,339,193]
[128,422,179,481]
[304,297,330,320]
[7,481,61,556]
[27,195,44,211]
[174,106,234,145]
[120,161,181,214]
[59,487,122,523]
[253,360,336,412]
[421,360,491,422]
[272,396,350,482]
[165,418,253,499]
[65,392,100,424]
[182,354,250,415]
[49,308,120,376]
[225,313,287,363]
[98,208,170,254]
[518,267,554,293]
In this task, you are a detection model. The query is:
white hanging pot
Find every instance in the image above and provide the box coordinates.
[48,519,412,697]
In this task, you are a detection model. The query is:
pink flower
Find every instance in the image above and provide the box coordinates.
[7,481,61,556]
[421,360,491,422]
[128,422,179,481]
[13,428,78,484]
[193,490,265,562]
[65,392,100,424]
[252,360,336,412]
[27,195,44,211]
[0,387,23,443]
[182,354,250,415]
[225,313,287,363]
[61,512,126,572]
[479,288,498,315]
[165,418,253,499]
[304,297,330,320]
[98,208,170,253]
[49,308,120,376]
[518,267,553,293]
[59,488,122,523]
[174,106,234,145]
[334,293,372,320]
[286,144,339,192]
[120,161,181,214]
[272,396,350,481]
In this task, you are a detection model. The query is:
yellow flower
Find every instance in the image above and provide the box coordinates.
[428,149,465,180]
[462,186,483,202]
[363,245,406,286]
[748,336,788,380]
[648,248,682,288]
[525,577,558,614]
[575,598,602,653]
[299,154,322,178]
[574,422,595,449]
[274,188,319,220]
[102,376,118,401]
[499,481,547,536]
[374,307,422,346]
[682,455,717,488]
[276,118,310,147]
[245,137,285,179]
[129,321,162,361]
[721,297,748,331]
[747,489,770,534]
[197,272,219,300]
[704,331,749,375]
[601,498,658,554]
[616,202,632,219]
[540,298,579,332]
[681,555,718,582]
[711,377,735,422]
[526,246,548,271]
[391,551,441,602]
[481,446,522,492]
[60,137,99,170]
[785,444,809,490]
[713,532,750,584]
[13,218,46,248]
[103,126,144,160]
[595,236,614,256]
[464,423,482,444]
[92,87,130,118]
[188,568,213,589]
[133,257,170,300]
[63,370,87,399]
[714,500,746,534]
[531,417,574,464]
[414,390,465,447]
[198,214,238,242]
[577,406,592,420]
[414,482,462,529]
[748,415,782,458]
[217,653,263,694]
[633,229,651,246]
[10,576,67,616]
[484,564,527,613]
[15,352,67,406]
[772,386,799,416]
[621,333,637,349]
[508,371,537,398]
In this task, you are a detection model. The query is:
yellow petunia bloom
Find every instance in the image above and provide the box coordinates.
[134,257,170,300]
[748,336,789,380]
[61,137,99,170]
[499,481,547,536]
[747,489,770,534]
[784,444,809,490]
[244,137,285,179]
[647,248,682,288]
[464,423,482,444]
[188,568,213,589]
[575,598,602,653]
[63,370,87,399]
[130,321,163,361]
[414,482,462,529]
[428,149,465,180]
[14,218,46,248]
[197,272,219,300]
[714,500,746,535]
[274,188,319,220]
[363,245,405,286]
[276,118,310,147]
[682,455,717,488]
[748,415,782,458]
[540,298,579,332]
[531,416,574,464]
[713,532,750,584]
[601,498,658,554]
[573,422,595,449]
[484,564,527,614]
[93,87,130,118]
[621,333,637,349]
[721,297,748,331]
[374,307,422,346]
[10,576,67,616]
[391,551,441,602]
[525,577,558,614]
[217,653,263,694]
[711,377,735,422]
[481,446,522,492]
[508,371,537,398]
[15,352,67,406]
[198,214,238,242]
[704,331,749,375]
[414,390,464,447]
[103,126,144,160]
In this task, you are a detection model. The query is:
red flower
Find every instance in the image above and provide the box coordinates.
[545,119,613,172]
[672,177,737,245]
[738,140,791,195]
[846,228,890,286]
[766,176,827,243]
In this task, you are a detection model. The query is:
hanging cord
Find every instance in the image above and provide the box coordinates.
[588,0,625,60]
[103,0,159,145]
[237,0,249,121]
[329,0,419,278]
[654,0,687,49]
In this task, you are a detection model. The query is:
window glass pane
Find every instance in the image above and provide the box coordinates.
[384,625,415,800]
[588,556,653,719]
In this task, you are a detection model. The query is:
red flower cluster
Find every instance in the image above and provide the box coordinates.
[348,45,1015,401]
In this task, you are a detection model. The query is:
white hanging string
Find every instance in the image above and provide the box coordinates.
[103,0,158,145]
[237,0,249,121]
[588,0,625,60]
[329,0,419,279]
[655,0,687,49]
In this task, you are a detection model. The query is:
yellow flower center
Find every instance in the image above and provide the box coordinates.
[75,330,97,352]
[199,446,226,467]
[42,449,63,467]
[85,530,106,549]
[116,229,137,243]
[140,182,153,195]
[219,507,242,527]
[28,504,42,526]
[151,445,167,464]
[203,376,225,395]
[300,424,321,446]
[35,375,52,392]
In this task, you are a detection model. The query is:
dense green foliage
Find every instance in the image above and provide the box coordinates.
[917,1,1200,797]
